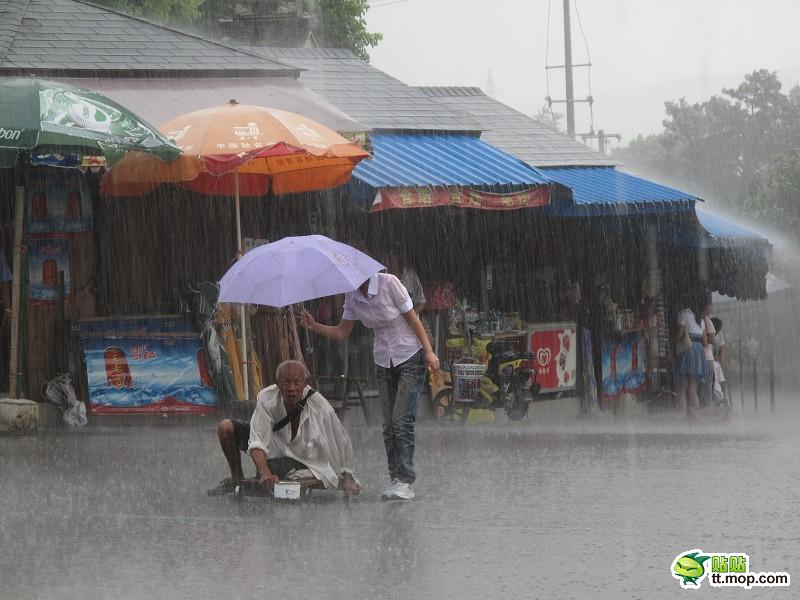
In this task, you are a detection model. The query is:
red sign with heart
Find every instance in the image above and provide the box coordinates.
[527,325,578,392]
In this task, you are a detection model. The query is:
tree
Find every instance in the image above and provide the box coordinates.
[96,0,382,62]
[94,0,205,22]
[533,106,564,132]
[613,70,800,233]
[308,0,383,61]
[746,148,800,234]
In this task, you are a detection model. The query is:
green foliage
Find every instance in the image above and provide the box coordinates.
[746,148,800,233]
[613,70,800,236]
[308,0,383,61]
[96,0,382,62]
[533,106,563,132]
[94,0,205,22]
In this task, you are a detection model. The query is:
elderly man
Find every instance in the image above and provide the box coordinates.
[207,360,360,496]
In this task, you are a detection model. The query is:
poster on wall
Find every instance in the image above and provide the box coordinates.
[526,323,578,393]
[81,335,218,415]
[27,237,70,305]
[27,168,93,235]
[601,331,648,403]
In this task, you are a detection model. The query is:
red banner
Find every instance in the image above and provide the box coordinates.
[371,186,551,211]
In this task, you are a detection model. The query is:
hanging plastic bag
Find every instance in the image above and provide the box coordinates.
[42,373,88,428]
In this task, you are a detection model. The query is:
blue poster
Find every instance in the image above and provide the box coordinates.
[27,237,70,305]
[601,331,647,402]
[27,168,93,235]
[82,335,218,414]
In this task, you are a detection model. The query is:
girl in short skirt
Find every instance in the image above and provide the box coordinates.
[674,302,708,415]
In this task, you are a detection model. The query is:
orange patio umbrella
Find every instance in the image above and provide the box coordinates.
[101,100,370,400]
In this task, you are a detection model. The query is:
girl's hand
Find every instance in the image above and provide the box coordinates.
[300,309,316,331]
[425,350,440,372]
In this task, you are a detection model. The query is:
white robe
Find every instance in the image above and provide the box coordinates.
[247,384,355,489]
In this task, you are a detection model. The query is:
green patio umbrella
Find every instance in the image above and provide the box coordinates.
[0,77,180,165]
[0,77,179,399]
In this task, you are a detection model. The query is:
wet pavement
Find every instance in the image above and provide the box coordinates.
[1,410,798,599]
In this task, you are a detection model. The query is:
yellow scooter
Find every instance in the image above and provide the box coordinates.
[434,314,539,422]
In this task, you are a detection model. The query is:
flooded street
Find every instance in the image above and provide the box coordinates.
[2,410,798,599]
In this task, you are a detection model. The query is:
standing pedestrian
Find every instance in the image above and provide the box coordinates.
[711,317,727,404]
[301,272,439,500]
[700,300,717,406]
[673,296,708,417]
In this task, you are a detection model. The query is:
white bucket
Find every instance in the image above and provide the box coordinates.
[451,361,486,403]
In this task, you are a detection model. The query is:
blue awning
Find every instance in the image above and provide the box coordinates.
[696,209,770,247]
[353,133,552,189]
[541,166,698,215]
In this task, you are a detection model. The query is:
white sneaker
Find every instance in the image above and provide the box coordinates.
[384,480,415,500]
[381,479,400,499]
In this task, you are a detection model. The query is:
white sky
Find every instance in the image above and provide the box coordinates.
[366,0,800,148]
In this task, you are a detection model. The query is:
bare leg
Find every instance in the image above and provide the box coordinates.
[217,419,244,481]
[687,378,701,412]
[676,376,688,413]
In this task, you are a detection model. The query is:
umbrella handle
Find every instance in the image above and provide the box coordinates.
[299,303,318,388]
[301,303,314,356]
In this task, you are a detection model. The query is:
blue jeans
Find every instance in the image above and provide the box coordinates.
[375,349,426,484]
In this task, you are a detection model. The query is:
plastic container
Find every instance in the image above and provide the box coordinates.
[451,358,487,404]
[273,481,301,500]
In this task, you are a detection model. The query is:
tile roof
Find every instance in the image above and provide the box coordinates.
[417,86,617,167]
[249,47,481,132]
[249,48,615,165]
[0,0,298,76]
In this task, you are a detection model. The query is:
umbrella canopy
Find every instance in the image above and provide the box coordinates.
[101,99,370,197]
[0,77,179,164]
[219,235,385,308]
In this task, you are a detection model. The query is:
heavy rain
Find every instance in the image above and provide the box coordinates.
[0,1,798,598]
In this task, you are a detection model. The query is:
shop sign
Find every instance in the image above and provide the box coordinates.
[82,335,218,415]
[372,185,551,212]
[601,331,647,402]
[527,323,577,392]
[27,237,70,306]
[27,169,93,235]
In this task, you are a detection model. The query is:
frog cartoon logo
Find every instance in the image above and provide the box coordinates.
[672,550,711,588]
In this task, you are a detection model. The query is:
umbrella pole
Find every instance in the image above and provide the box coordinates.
[301,303,318,388]
[8,185,25,398]
[235,169,249,401]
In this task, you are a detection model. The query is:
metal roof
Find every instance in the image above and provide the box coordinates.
[417,86,617,167]
[541,166,698,215]
[0,0,298,76]
[353,133,552,189]
[696,209,771,247]
[248,48,482,132]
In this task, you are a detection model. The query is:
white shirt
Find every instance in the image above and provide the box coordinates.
[341,273,422,368]
[677,309,704,336]
[247,384,355,490]
[714,330,726,353]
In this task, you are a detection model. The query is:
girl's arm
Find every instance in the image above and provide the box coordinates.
[402,309,440,371]
[300,309,354,341]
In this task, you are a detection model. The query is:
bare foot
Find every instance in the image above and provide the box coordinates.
[341,472,361,496]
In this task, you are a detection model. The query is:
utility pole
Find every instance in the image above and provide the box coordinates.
[562,0,575,137]
[545,0,593,139]
[580,129,622,155]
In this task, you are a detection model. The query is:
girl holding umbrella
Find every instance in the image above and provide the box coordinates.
[301,272,439,501]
